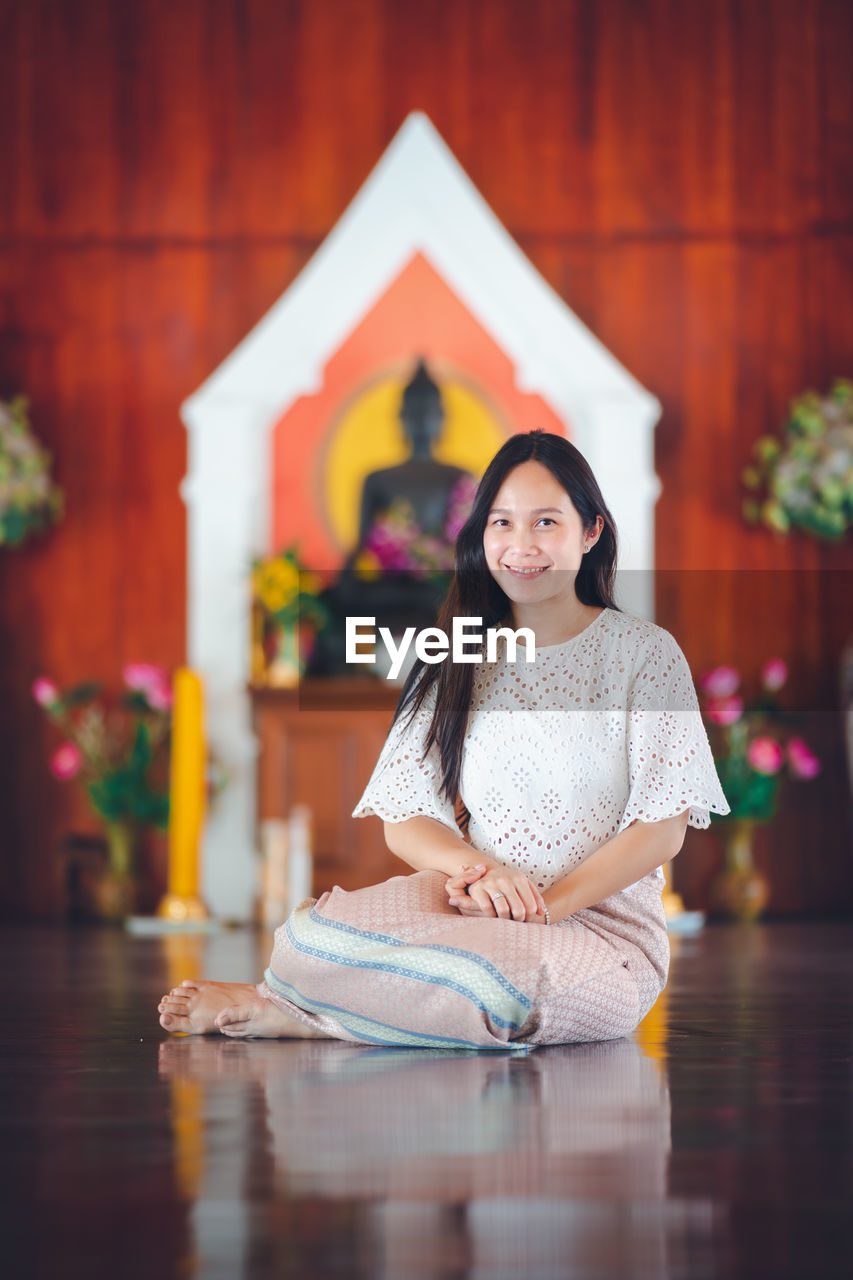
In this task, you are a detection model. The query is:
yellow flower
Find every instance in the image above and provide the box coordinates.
[253,556,301,611]
[274,559,300,603]
[264,585,288,613]
[354,550,382,581]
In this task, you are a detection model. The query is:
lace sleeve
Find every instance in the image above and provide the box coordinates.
[352,676,460,831]
[617,627,731,833]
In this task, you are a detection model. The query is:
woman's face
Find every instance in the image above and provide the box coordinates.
[482,460,603,611]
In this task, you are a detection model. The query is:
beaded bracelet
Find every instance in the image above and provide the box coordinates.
[542,905,551,925]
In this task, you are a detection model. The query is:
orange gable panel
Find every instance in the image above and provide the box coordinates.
[272,251,569,568]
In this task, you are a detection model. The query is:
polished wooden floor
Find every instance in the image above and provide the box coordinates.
[2,919,852,1279]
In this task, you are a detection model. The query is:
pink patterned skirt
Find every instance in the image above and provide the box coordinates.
[257,869,667,1049]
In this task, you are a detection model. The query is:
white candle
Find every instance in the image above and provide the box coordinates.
[287,805,314,914]
[260,819,289,928]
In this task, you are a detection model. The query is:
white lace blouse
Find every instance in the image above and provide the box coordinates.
[352,607,731,894]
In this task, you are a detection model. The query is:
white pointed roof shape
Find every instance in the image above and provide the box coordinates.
[181,112,662,921]
[187,113,661,508]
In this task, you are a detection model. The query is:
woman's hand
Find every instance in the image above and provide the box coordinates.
[445,863,548,923]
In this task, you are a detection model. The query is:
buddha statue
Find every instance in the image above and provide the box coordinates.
[307,359,476,677]
[355,359,471,545]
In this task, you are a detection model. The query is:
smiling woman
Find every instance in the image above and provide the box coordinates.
[483,459,605,648]
[158,431,730,1047]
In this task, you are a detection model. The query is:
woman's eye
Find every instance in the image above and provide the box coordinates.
[537,518,555,527]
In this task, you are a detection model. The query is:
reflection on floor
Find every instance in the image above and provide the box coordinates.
[2,919,852,1278]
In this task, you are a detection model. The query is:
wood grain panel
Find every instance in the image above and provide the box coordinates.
[1,0,851,919]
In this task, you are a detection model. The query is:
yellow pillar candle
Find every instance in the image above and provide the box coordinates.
[158,667,208,921]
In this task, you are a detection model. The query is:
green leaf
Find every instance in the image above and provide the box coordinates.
[761,501,790,533]
[84,719,169,826]
[753,436,781,464]
[64,682,103,706]
[716,761,780,821]
[129,721,152,773]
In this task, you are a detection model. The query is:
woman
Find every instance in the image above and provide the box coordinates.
[158,431,730,1046]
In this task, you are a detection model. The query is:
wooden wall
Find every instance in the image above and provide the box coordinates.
[1,0,851,920]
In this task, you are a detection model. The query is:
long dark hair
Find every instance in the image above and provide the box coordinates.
[393,430,621,816]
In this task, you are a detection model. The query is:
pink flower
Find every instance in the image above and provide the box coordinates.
[761,658,788,692]
[50,742,82,780]
[747,736,784,775]
[123,662,168,693]
[146,682,173,711]
[444,474,478,542]
[787,737,821,779]
[706,694,744,726]
[365,523,418,571]
[124,662,171,709]
[443,511,468,543]
[700,665,741,698]
[32,677,60,707]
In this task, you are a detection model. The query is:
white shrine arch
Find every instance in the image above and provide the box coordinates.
[181,112,662,921]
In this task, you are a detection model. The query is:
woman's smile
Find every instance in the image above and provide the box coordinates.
[502,563,549,576]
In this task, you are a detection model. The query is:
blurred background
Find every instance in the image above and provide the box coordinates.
[1,0,851,926]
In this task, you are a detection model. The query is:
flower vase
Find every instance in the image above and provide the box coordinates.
[93,820,137,922]
[250,598,269,685]
[712,818,770,923]
[267,624,303,688]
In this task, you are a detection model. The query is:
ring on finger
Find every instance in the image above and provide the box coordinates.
[490,892,506,902]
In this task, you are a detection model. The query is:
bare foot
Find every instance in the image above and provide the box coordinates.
[215,995,328,1039]
[158,979,259,1035]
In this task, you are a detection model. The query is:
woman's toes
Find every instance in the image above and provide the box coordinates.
[215,1004,243,1028]
[159,1008,199,1033]
[159,998,191,1018]
[218,1013,253,1038]
[215,1003,264,1035]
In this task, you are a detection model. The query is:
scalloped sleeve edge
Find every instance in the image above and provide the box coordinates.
[617,795,732,836]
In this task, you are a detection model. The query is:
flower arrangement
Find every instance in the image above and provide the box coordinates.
[742,378,853,539]
[354,498,454,577]
[34,665,228,919]
[32,664,227,830]
[251,546,328,628]
[698,658,820,822]
[0,396,64,547]
[251,545,330,684]
[353,473,477,580]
